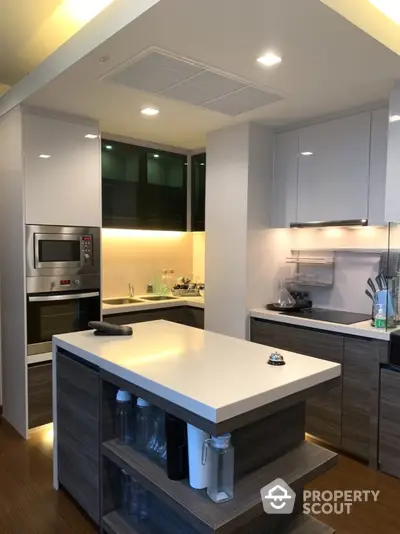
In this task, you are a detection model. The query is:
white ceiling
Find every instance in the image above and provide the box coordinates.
[23,0,400,149]
[0,0,114,96]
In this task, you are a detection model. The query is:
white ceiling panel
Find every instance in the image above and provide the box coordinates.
[109,50,204,93]
[203,86,282,116]
[161,70,246,105]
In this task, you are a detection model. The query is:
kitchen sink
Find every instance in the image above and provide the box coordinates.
[103,298,143,305]
[141,295,178,301]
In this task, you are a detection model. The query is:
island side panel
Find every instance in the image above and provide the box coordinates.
[52,342,58,490]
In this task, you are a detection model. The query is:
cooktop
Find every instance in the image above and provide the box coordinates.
[280,308,370,325]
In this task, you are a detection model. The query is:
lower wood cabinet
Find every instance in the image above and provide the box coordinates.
[341,338,383,461]
[251,319,343,447]
[57,350,100,524]
[250,318,388,465]
[106,306,204,329]
[28,362,52,429]
[379,367,400,478]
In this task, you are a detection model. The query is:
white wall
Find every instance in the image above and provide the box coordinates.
[0,107,28,437]
[205,123,274,339]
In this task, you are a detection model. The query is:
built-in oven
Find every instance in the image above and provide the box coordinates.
[26,225,101,362]
[27,288,101,358]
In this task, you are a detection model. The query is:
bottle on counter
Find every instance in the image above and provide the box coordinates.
[135,398,152,452]
[116,390,134,445]
[204,434,234,503]
[374,304,387,329]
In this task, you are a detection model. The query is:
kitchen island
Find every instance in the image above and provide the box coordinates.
[52,320,340,533]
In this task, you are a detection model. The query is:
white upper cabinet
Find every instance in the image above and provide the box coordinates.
[296,112,371,223]
[369,108,389,226]
[23,110,101,227]
[271,130,298,227]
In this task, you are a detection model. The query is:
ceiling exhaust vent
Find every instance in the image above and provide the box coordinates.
[101,48,283,116]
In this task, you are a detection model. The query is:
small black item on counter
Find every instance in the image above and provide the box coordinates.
[88,321,133,336]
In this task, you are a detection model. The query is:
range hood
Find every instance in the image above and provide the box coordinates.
[290,219,368,229]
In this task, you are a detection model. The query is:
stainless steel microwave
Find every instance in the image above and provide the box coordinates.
[26,225,100,282]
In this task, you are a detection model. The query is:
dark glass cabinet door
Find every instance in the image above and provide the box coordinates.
[102,140,144,228]
[191,153,206,231]
[102,140,187,230]
[144,149,187,230]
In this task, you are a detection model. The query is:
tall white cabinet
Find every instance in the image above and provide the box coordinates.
[23,109,101,227]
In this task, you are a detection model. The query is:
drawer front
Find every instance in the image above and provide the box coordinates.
[106,307,188,326]
[250,319,343,362]
[56,352,100,523]
[58,428,100,523]
[28,363,52,428]
[379,368,400,477]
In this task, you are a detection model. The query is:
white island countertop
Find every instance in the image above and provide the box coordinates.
[250,308,399,341]
[53,320,340,424]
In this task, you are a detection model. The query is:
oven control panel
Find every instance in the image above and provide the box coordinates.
[81,235,93,263]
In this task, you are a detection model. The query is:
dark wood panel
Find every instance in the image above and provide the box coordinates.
[250,319,343,362]
[379,368,400,478]
[58,429,100,524]
[106,307,189,327]
[102,439,336,534]
[57,351,101,524]
[232,403,305,479]
[250,319,343,447]
[185,307,205,329]
[28,362,52,428]
[341,337,381,462]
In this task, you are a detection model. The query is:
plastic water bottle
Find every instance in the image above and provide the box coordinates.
[205,434,234,503]
[116,390,134,444]
[135,398,152,452]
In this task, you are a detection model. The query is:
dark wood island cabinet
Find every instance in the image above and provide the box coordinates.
[250,318,389,467]
[53,322,340,534]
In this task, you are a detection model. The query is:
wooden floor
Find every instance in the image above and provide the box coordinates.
[1,421,400,534]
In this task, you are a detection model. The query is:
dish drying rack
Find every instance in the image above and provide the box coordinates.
[284,251,335,287]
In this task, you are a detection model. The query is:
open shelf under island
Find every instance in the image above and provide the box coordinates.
[52,320,340,534]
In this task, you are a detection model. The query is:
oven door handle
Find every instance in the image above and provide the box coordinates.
[28,291,100,302]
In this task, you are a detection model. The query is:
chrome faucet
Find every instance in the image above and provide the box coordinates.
[128,283,134,298]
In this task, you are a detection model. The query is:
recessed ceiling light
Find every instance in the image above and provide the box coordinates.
[257,52,282,67]
[200,162,205,166]
[105,145,113,150]
[85,133,98,139]
[141,107,160,116]
[300,151,314,156]
[39,154,51,159]
[153,154,160,158]
[369,0,400,25]
[389,114,400,123]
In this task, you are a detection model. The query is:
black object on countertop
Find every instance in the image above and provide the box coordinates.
[88,321,133,336]
[280,308,370,325]
[165,414,188,481]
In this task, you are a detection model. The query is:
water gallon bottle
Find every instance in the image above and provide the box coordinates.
[204,434,234,503]
[116,390,134,444]
[135,398,152,452]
